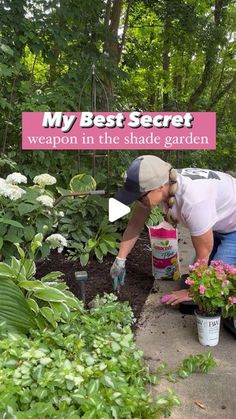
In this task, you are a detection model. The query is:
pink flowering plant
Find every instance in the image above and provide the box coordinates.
[186,260,236,316]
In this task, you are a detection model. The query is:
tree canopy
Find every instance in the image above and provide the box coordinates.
[0,0,235,177]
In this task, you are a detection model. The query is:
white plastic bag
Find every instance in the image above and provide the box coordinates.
[148,221,180,280]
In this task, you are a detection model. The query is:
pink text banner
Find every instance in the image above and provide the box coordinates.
[22,112,216,150]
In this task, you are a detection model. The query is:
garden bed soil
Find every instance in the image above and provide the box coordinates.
[36,231,154,322]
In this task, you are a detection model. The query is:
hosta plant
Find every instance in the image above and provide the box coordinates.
[0,233,82,334]
[67,216,120,266]
[55,173,121,265]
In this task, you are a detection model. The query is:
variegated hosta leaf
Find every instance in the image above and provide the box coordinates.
[40,307,57,328]
[69,174,96,193]
[0,262,14,278]
[27,298,39,314]
[40,271,64,282]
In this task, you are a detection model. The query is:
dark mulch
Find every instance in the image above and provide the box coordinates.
[36,231,154,321]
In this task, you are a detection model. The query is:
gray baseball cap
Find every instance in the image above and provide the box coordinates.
[115,155,171,205]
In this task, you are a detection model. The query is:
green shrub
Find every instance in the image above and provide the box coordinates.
[0,172,58,260]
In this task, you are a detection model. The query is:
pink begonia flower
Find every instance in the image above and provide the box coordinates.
[226,266,236,275]
[211,260,222,267]
[199,284,206,295]
[189,264,195,272]
[222,280,230,287]
[189,259,207,272]
[228,296,236,304]
[185,278,194,286]
[214,266,224,274]
[216,273,223,280]
[193,259,207,269]
[199,259,208,266]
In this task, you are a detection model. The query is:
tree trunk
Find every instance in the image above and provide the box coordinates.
[104,0,112,54]
[105,0,112,29]
[162,3,171,111]
[118,0,132,63]
[101,0,132,109]
[49,1,65,82]
[109,0,123,63]
[188,0,228,109]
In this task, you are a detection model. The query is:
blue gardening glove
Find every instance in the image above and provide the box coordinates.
[110,257,126,293]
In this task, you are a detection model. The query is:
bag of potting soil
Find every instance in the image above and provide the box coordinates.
[148,221,180,280]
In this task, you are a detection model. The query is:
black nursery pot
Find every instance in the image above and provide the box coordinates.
[195,308,221,317]
[223,318,236,338]
[179,300,198,315]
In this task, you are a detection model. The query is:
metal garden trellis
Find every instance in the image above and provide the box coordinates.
[52,66,110,302]
[78,64,111,193]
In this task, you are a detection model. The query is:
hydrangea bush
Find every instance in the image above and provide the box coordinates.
[0,170,120,265]
[0,172,59,260]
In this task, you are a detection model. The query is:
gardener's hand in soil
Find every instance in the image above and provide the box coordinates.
[166,289,192,305]
[110,257,126,278]
[110,257,126,292]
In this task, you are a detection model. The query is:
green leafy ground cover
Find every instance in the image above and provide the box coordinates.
[0,292,216,419]
[0,294,180,418]
[0,235,216,418]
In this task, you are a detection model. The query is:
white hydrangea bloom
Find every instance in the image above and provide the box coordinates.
[6,172,27,185]
[5,185,26,201]
[33,174,57,187]
[46,234,68,253]
[36,195,54,208]
[0,178,26,200]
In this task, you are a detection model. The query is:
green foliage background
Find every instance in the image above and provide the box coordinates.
[0,0,235,183]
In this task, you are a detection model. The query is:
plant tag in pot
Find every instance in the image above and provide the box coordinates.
[195,312,221,346]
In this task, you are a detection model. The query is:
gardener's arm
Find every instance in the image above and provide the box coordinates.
[117,203,151,258]
[191,229,214,262]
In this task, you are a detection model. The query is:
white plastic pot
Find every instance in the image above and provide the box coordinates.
[195,311,221,346]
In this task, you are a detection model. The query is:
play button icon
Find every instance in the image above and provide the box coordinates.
[109,198,131,222]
